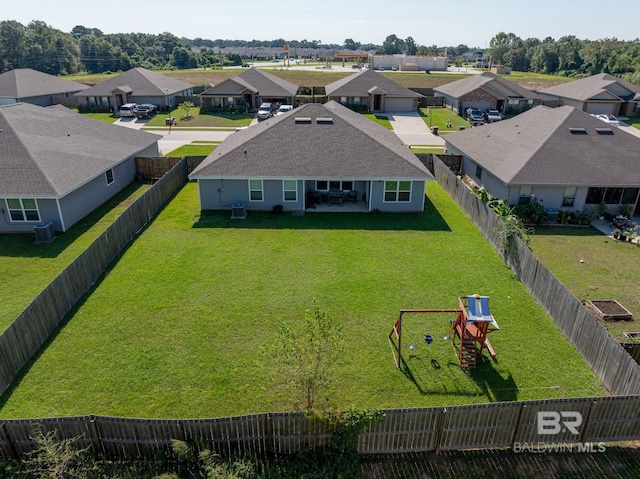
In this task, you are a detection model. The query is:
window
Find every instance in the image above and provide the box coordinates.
[519,186,533,204]
[7,198,40,222]
[342,181,353,191]
[604,187,623,204]
[384,180,411,202]
[622,188,639,205]
[353,97,361,105]
[316,180,328,191]
[586,187,605,204]
[283,180,297,201]
[249,179,263,201]
[330,181,341,191]
[340,97,347,103]
[562,187,577,207]
[475,164,482,180]
[105,169,114,185]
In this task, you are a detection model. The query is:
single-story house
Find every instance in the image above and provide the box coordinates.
[199,68,298,110]
[538,73,640,117]
[324,69,422,112]
[189,101,432,213]
[0,103,161,233]
[371,54,448,72]
[0,68,90,107]
[74,67,194,111]
[434,71,541,115]
[444,105,640,216]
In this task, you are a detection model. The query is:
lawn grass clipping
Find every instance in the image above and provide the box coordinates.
[0,183,604,419]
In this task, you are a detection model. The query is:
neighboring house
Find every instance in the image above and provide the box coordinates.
[324,69,422,112]
[0,68,90,107]
[189,101,432,213]
[199,68,298,110]
[434,71,541,114]
[444,105,640,216]
[538,73,640,117]
[74,67,194,111]
[0,103,161,233]
[371,54,448,72]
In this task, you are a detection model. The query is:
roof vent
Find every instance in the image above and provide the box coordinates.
[294,117,312,124]
[568,127,587,135]
[316,117,333,124]
[595,128,614,135]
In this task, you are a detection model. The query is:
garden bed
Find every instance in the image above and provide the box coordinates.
[587,300,633,321]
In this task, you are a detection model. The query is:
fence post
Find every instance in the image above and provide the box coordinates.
[435,408,447,454]
[0,422,19,459]
[265,413,275,457]
[88,415,104,455]
[511,404,527,448]
[580,400,598,444]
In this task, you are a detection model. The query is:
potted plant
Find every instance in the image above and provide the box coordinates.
[613,228,621,240]
[597,201,607,220]
[620,203,633,216]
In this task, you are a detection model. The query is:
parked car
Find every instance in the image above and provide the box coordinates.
[119,103,138,117]
[134,103,158,119]
[465,108,484,125]
[484,109,502,122]
[276,105,294,116]
[257,103,275,121]
[241,63,250,68]
[592,113,620,127]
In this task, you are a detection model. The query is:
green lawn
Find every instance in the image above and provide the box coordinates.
[529,226,640,341]
[410,146,445,155]
[145,110,253,128]
[625,117,640,130]
[165,142,219,157]
[419,107,468,132]
[362,113,393,129]
[74,110,118,124]
[0,182,605,419]
[0,182,151,332]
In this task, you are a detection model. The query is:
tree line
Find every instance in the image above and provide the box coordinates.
[1,20,639,84]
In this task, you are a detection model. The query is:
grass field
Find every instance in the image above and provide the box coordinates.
[0,182,604,419]
[529,226,640,341]
[164,142,219,157]
[0,183,151,332]
[419,107,469,132]
[363,113,393,129]
[64,69,568,91]
[145,110,253,128]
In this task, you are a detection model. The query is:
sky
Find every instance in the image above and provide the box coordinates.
[3,0,639,48]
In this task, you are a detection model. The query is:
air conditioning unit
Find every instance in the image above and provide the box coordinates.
[231,202,247,219]
[34,222,56,243]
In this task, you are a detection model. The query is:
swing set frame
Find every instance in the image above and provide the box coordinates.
[388,308,461,369]
[388,296,500,370]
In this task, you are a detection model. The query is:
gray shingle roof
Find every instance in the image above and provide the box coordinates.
[324,69,422,98]
[0,103,161,197]
[538,73,640,102]
[0,68,90,99]
[189,101,431,180]
[200,68,298,97]
[434,71,540,100]
[74,67,193,98]
[444,105,640,186]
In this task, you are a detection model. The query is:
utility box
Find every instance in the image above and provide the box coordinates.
[34,222,56,243]
[231,203,247,219]
[545,208,558,223]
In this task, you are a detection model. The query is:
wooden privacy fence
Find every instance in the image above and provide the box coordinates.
[0,160,189,395]
[135,156,204,181]
[432,156,640,396]
[1,395,640,459]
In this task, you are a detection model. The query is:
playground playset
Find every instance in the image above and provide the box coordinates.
[388,295,500,370]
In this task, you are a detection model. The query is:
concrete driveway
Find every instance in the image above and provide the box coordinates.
[387,111,445,146]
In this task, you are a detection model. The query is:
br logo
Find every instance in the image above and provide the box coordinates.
[537,411,582,435]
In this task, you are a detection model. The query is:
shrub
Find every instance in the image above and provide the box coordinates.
[514,201,547,224]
